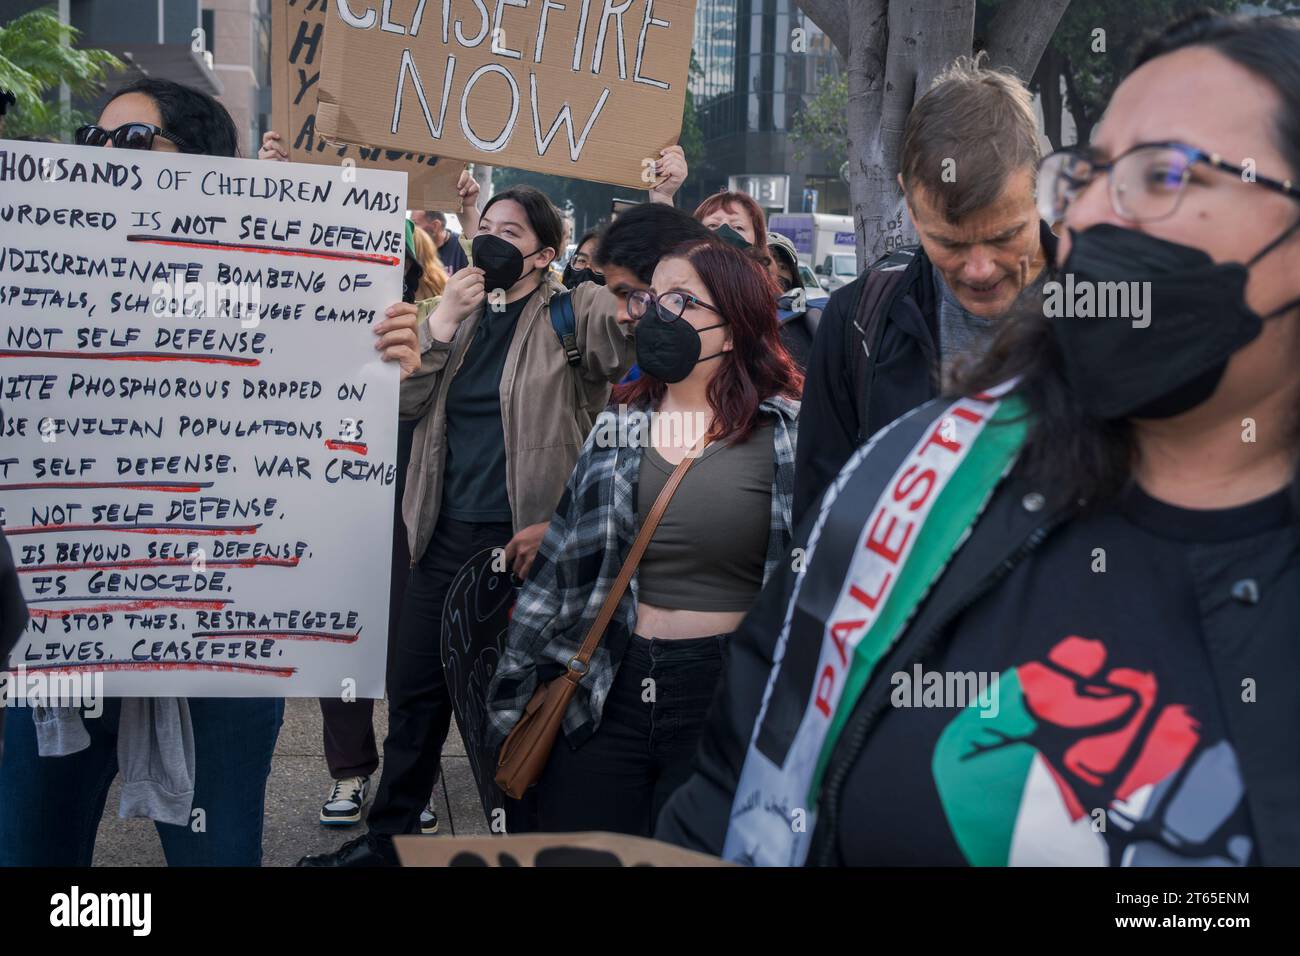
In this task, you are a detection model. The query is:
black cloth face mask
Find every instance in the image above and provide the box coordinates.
[1049,221,1299,420]
[712,223,752,249]
[562,265,606,289]
[473,233,543,294]
[634,305,727,383]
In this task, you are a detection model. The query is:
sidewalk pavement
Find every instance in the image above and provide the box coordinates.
[91,697,490,866]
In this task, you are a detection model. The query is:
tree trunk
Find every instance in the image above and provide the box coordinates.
[863,0,974,266]
[842,1,888,269]
[984,0,1072,81]
[797,0,1072,269]
[472,163,494,204]
[1035,45,1064,152]
[1060,58,1094,147]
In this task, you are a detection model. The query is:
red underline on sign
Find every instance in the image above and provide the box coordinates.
[30,598,231,616]
[324,439,367,455]
[19,556,300,573]
[3,523,261,536]
[0,350,259,366]
[191,630,359,644]
[0,481,214,492]
[5,660,297,677]
[126,234,402,267]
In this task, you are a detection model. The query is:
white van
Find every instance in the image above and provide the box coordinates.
[768,213,857,289]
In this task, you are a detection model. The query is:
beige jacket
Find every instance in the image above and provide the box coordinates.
[399,275,633,562]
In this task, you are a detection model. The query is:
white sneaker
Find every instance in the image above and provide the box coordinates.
[420,797,439,834]
[319,775,371,826]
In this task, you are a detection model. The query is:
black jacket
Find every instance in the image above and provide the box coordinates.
[656,397,1300,865]
[792,223,1059,525]
[0,529,28,765]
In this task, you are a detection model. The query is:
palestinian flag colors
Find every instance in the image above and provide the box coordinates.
[933,635,1253,866]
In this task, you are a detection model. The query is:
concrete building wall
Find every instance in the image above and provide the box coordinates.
[202,0,269,157]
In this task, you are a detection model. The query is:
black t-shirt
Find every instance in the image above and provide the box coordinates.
[837,484,1293,866]
[440,292,533,523]
[437,230,469,274]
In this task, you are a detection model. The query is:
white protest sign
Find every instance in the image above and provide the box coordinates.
[0,140,404,698]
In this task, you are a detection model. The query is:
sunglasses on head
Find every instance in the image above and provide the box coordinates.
[75,123,193,153]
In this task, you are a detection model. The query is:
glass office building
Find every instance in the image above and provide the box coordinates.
[689,0,847,213]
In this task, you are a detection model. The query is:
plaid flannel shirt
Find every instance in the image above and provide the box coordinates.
[486,395,800,749]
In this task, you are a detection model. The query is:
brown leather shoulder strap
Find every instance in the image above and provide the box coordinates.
[566,439,704,676]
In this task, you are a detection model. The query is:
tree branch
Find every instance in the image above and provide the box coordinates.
[794,0,851,61]
[984,0,1072,81]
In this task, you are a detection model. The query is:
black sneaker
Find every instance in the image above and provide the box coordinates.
[295,832,398,867]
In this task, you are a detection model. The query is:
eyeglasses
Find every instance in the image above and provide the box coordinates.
[1038,141,1300,224]
[75,123,194,153]
[626,289,722,323]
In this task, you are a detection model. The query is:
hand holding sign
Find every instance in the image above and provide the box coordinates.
[374,302,421,379]
[259,130,289,162]
[457,169,481,237]
[647,145,688,205]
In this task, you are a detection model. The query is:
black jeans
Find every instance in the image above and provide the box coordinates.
[366,514,512,835]
[319,417,418,779]
[533,632,726,836]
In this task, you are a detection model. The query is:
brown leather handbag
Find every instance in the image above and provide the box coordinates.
[495,444,702,799]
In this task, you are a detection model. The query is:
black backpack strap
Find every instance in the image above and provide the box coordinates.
[549,289,581,367]
[804,303,824,341]
[847,247,919,444]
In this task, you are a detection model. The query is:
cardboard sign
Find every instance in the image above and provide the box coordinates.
[0,139,403,697]
[314,0,695,188]
[272,0,465,211]
[395,832,733,867]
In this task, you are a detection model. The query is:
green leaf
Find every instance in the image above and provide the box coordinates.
[0,6,125,139]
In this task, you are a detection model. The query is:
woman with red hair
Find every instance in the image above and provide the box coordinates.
[695,189,770,252]
[487,239,802,835]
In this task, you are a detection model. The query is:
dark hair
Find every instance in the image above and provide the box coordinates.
[575,230,599,253]
[480,185,564,257]
[611,239,803,444]
[424,210,447,225]
[105,77,239,157]
[1134,11,1300,179]
[593,202,713,283]
[959,13,1300,511]
[900,54,1040,222]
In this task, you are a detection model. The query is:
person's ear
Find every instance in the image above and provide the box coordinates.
[536,247,557,269]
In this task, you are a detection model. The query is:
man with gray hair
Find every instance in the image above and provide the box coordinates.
[793,54,1057,523]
